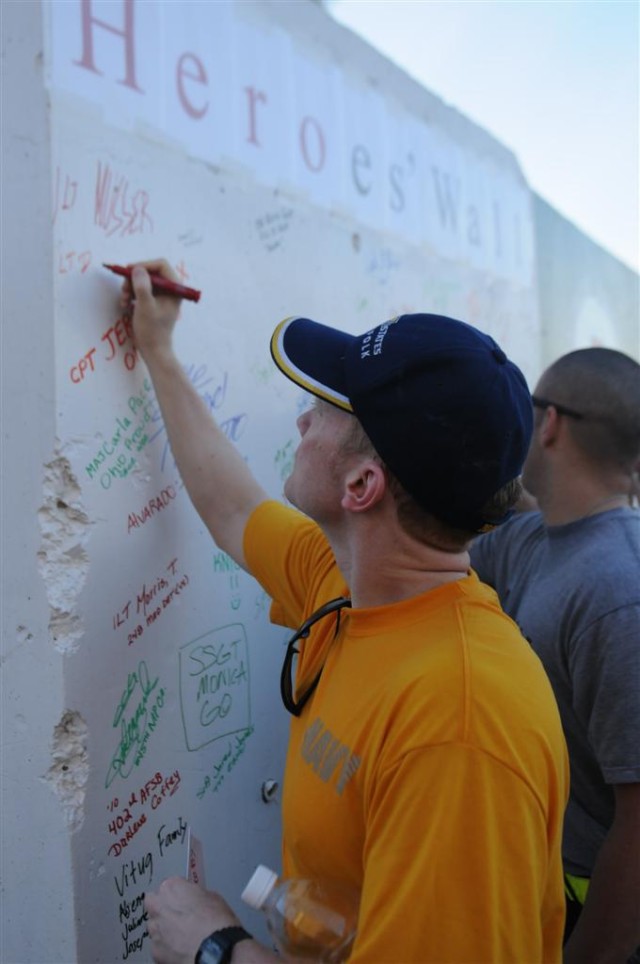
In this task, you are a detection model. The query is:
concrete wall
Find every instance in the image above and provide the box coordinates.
[534,195,639,368]
[1,3,77,961]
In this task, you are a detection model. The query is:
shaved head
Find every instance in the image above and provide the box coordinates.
[539,348,640,471]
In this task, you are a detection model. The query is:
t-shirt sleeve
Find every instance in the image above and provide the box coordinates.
[469,512,545,597]
[243,500,342,630]
[350,743,564,963]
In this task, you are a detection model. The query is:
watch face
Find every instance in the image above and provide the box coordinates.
[196,927,252,964]
[197,935,228,964]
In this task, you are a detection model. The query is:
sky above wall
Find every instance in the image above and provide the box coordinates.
[328,0,639,273]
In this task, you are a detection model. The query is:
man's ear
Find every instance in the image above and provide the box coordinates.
[539,405,561,448]
[341,459,387,512]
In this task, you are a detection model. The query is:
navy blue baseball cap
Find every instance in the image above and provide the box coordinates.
[271,313,533,532]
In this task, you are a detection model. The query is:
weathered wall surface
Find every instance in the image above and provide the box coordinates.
[1,4,77,962]
[534,196,639,365]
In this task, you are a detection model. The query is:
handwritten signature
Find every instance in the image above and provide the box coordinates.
[106,661,166,788]
[196,726,254,798]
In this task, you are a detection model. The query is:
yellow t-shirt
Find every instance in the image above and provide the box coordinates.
[244,501,569,963]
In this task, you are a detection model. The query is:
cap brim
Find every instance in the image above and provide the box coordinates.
[270,317,355,412]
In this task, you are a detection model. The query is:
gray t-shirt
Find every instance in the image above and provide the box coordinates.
[470,507,640,876]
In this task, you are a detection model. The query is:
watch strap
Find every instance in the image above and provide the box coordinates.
[195,925,253,964]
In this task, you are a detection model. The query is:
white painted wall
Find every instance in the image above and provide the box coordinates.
[2,2,548,962]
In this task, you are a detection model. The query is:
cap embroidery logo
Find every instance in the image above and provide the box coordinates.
[360,331,373,359]
[359,317,399,360]
[373,323,390,356]
[360,322,393,360]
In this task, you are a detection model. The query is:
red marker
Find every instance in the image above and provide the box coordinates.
[103,263,201,303]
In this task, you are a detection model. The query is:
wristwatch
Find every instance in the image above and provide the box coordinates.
[195,926,253,964]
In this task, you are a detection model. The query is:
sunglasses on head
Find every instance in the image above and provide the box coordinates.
[532,396,585,420]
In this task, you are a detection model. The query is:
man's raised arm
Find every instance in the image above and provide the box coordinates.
[125,260,268,569]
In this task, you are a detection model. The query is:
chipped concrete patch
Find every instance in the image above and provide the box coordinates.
[37,454,90,653]
[43,710,89,832]
[48,609,85,654]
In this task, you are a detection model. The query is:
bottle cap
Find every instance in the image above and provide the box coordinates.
[241,864,279,910]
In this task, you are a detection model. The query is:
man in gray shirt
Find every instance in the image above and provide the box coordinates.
[471,347,640,964]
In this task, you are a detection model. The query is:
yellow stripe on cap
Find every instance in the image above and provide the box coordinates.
[271,317,354,412]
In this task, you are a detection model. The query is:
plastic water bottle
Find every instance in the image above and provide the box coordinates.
[241,864,358,962]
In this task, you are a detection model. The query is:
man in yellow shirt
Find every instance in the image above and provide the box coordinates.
[127,260,568,964]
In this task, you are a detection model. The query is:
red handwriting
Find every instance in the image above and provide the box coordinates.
[139,769,182,809]
[58,250,92,275]
[52,166,78,224]
[127,485,178,535]
[95,161,154,238]
[108,805,137,836]
[105,769,182,855]
[108,812,147,857]
[102,315,134,361]
[70,348,98,384]
[111,558,190,644]
[70,314,137,384]
[175,260,190,283]
[70,261,193,386]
